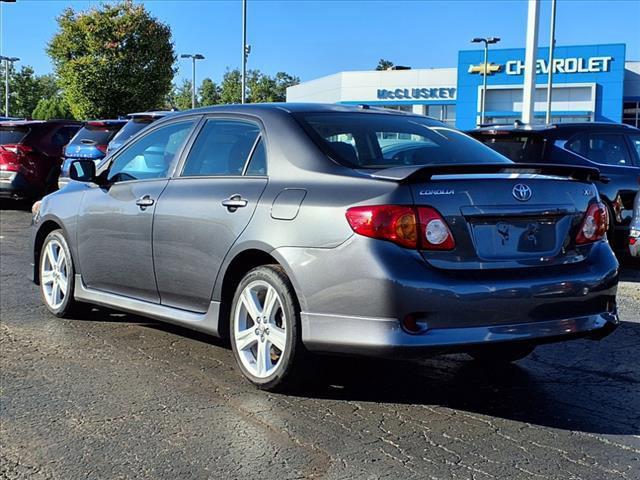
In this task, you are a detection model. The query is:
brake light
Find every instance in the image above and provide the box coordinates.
[576,202,609,245]
[345,205,455,250]
[96,144,108,154]
[1,144,32,156]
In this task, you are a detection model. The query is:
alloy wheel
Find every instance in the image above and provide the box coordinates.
[41,239,69,310]
[233,280,287,379]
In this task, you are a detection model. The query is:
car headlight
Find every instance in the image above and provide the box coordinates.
[31,200,42,223]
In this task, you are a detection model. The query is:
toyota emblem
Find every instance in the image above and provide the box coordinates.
[512,184,532,202]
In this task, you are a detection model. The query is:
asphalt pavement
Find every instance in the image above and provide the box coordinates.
[1,203,639,480]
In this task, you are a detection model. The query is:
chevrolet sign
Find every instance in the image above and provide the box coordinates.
[468,63,502,75]
[506,56,613,75]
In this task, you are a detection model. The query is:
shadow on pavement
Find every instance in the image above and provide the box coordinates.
[0,198,33,212]
[619,257,639,282]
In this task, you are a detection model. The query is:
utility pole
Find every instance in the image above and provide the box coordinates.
[180,54,205,109]
[522,0,540,125]
[545,0,557,124]
[471,37,500,126]
[241,0,249,104]
[0,56,20,117]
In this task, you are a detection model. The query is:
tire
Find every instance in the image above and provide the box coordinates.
[230,265,305,391]
[38,229,82,317]
[468,343,535,364]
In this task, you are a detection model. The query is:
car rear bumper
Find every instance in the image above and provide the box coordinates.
[301,311,619,357]
[275,236,619,356]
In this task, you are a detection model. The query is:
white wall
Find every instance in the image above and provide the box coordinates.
[624,61,640,98]
[286,68,458,103]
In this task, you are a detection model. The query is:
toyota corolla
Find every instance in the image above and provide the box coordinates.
[30,104,619,390]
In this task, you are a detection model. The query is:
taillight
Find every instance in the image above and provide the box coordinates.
[1,144,32,156]
[345,205,455,250]
[576,202,609,245]
[96,144,108,154]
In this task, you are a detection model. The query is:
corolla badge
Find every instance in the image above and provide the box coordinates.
[419,188,454,196]
[512,184,532,202]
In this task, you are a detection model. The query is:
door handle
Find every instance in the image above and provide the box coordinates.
[136,195,155,210]
[222,195,248,212]
[599,175,611,184]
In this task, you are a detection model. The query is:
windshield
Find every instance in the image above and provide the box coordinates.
[69,124,123,146]
[295,112,511,168]
[0,126,30,144]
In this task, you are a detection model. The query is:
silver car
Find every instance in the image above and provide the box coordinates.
[30,104,619,391]
[630,191,640,257]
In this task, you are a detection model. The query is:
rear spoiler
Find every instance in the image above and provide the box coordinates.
[365,163,600,183]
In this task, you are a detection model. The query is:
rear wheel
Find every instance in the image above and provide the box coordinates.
[230,265,304,391]
[39,230,81,317]
[468,343,535,364]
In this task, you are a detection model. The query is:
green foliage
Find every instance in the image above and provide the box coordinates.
[32,96,74,120]
[0,64,59,118]
[220,69,242,104]
[216,68,299,105]
[170,79,193,110]
[47,1,175,119]
[198,78,221,106]
[376,59,394,71]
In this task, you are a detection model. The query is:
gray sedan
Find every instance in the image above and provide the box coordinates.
[30,104,619,390]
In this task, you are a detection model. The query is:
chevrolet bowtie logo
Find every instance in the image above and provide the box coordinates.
[468,63,502,75]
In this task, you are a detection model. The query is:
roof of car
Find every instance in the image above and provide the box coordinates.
[470,122,639,134]
[0,119,81,127]
[170,102,425,117]
[126,111,173,118]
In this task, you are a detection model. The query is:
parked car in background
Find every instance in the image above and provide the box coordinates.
[1,120,81,200]
[107,111,172,154]
[31,104,619,391]
[630,191,640,257]
[58,120,126,188]
[468,123,640,252]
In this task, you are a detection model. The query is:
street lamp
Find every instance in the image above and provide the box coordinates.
[471,37,500,125]
[241,0,250,104]
[0,56,20,117]
[180,53,205,109]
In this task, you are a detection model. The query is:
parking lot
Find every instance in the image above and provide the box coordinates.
[1,203,639,480]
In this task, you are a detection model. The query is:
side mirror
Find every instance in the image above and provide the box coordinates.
[69,160,96,183]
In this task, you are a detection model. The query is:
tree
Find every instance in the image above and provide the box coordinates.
[170,79,193,110]
[32,96,74,120]
[199,78,221,106]
[273,72,300,101]
[220,69,242,104]
[0,64,60,118]
[376,59,394,71]
[47,1,175,119]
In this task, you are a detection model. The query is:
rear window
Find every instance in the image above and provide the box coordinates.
[473,133,545,163]
[69,123,123,146]
[0,126,29,144]
[294,112,510,168]
[114,117,158,142]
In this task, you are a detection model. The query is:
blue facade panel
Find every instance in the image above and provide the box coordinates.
[455,43,626,129]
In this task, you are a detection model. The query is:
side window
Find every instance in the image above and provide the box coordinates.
[628,134,640,165]
[181,119,260,176]
[566,134,587,157]
[51,126,78,147]
[584,133,632,166]
[245,138,267,175]
[108,121,194,183]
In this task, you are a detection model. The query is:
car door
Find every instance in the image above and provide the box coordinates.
[76,118,198,303]
[152,116,269,312]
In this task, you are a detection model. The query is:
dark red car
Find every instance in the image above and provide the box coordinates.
[0,120,81,200]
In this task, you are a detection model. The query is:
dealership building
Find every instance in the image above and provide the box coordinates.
[286,43,640,130]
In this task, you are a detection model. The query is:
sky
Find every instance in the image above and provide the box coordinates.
[1,0,639,85]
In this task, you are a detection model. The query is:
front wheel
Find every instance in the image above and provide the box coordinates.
[468,343,535,364]
[230,265,305,391]
[39,229,81,317]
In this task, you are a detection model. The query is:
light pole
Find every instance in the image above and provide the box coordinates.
[0,56,19,117]
[545,0,557,124]
[241,0,250,104]
[180,53,205,109]
[471,37,500,126]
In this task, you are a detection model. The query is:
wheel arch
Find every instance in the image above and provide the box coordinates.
[214,247,303,340]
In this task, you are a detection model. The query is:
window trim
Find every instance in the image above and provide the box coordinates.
[176,114,268,179]
[99,114,202,185]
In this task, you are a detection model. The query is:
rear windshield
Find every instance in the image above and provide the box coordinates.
[0,126,29,144]
[113,117,157,142]
[294,112,511,168]
[69,124,123,146]
[472,133,545,163]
